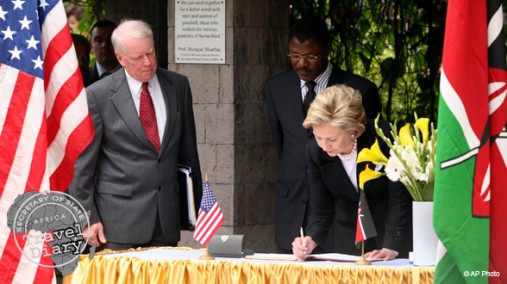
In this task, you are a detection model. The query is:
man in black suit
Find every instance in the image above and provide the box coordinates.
[263,16,381,253]
[88,20,119,85]
[71,33,92,87]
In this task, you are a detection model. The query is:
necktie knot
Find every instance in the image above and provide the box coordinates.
[305,81,316,91]
[303,81,316,115]
[142,82,149,92]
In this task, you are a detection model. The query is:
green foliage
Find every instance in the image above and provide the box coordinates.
[289,0,451,123]
[64,0,106,66]
[64,0,105,37]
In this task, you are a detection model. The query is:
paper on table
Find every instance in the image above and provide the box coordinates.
[245,253,299,261]
[245,253,382,262]
[306,253,382,262]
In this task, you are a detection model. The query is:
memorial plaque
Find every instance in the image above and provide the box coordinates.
[175,0,226,64]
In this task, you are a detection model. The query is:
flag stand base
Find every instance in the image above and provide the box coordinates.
[199,247,215,260]
[355,241,371,265]
[355,256,372,265]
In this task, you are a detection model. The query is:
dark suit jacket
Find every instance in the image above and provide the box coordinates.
[88,64,101,86]
[69,67,202,245]
[88,64,120,86]
[263,64,381,250]
[306,120,412,257]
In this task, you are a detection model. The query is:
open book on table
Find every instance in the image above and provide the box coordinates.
[245,253,382,262]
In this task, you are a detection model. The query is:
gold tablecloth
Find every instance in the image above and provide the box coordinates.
[63,247,434,284]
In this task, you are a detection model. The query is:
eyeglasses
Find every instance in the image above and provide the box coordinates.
[287,54,319,63]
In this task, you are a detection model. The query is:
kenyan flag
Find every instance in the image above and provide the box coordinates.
[434,0,507,283]
[355,189,377,245]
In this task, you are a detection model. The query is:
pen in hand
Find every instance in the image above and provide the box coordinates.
[300,227,307,255]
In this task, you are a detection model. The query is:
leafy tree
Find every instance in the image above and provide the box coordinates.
[290,0,506,123]
[64,0,106,37]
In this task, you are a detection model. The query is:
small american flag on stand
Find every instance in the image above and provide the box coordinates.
[193,176,224,246]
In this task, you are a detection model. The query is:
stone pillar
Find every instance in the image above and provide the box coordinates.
[106,0,168,68]
[168,0,288,252]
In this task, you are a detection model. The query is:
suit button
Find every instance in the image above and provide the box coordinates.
[158,186,161,191]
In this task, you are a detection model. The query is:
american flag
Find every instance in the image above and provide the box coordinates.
[193,178,224,246]
[0,0,94,283]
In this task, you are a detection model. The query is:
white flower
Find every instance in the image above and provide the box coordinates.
[371,115,437,201]
[385,151,404,182]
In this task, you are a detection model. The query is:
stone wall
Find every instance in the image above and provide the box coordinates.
[172,0,289,253]
[106,0,169,68]
[107,0,289,253]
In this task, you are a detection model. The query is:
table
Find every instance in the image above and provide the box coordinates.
[63,247,434,284]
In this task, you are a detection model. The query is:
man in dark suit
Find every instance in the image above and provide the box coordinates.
[69,19,202,250]
[263,16,381,253]
[88,20,119,85]
[71,33,92,87]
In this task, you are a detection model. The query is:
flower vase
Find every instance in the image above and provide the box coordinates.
[412,201,438,266]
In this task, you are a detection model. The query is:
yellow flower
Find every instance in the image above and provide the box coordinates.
[399,123,414,146]
[357,139,388,165]
[360,115,436,201]
[359,165,384,189]
[415,117,430,145]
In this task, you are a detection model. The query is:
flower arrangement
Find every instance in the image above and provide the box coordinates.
[357,115,437,201]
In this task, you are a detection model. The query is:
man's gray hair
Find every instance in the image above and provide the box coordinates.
[111,19,153,54]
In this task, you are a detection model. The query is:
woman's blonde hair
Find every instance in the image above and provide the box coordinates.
[303,84,366,136]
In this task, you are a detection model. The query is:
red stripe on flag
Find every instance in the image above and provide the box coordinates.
[46,68,84,145]
[42,27,73,90]
[34,244,57,284]
[194,204,224,246]
[26,115,48,191]
[488,68,507,133]
[0,232,28,284]
[0,73,35,196]
[49,116,94,190]
[490,142,507,280]
[441,2,489,140]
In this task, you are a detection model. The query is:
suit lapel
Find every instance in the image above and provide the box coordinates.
[110,70,157,151]
[286,71,307,121]
[285,71,313,137]
[157,71,177,153]
[327,64,347,87]
[319,152,359,202]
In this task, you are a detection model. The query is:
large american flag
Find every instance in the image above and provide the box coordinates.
[0,0,94,283]
[193,178,224,246]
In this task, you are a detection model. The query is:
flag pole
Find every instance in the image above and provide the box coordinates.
[355,241,371,265]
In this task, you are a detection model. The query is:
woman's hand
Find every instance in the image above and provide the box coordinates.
[364,248,399,261]
[292,236,317,260]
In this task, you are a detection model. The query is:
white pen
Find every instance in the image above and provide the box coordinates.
[300,227,307,255]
